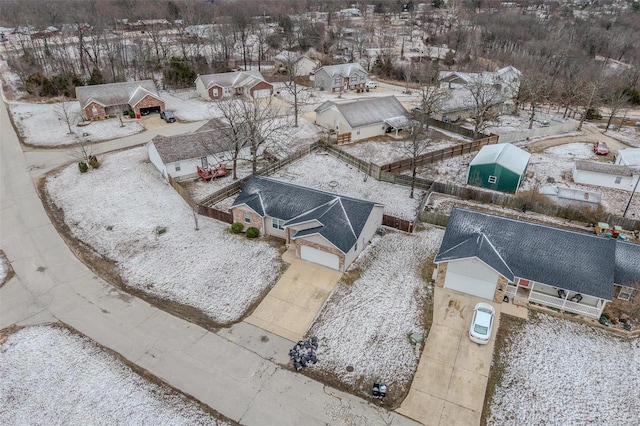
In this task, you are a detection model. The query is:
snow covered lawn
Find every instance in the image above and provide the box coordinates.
[0,325,230,425]
[488,314,640,425]
[45,147,282,325]
[264,152,421,220]
[308,228,444,404]
[339,135,461,165]
[9,101,143,147]
[0,250,11,287]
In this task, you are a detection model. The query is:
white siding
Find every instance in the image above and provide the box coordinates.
[573,168,639,192]
[165,155,220,181]
[344,205,384,267]
[352,123,385,141]
[444,258,498,300]
[195,77,209,100]
[265,216,286,238]
[314,70,333,91]
[147,142,168,181]
[315,108,351,133]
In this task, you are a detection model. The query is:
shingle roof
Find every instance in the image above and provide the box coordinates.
[75,80,160,109]
[149,119,237,164]
[575,160,634,177]
[196,70,268,89]
[274,50,303,63]
[614,241,640,286]
[316,62,367,78]
[315,96,408,128]
[435,207,617,300]
[470,143,531,175]
[436,233,514,280]
[230,176,382,253]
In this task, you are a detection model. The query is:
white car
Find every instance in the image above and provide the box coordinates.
[365,81,378,89]
[469,302,495,345]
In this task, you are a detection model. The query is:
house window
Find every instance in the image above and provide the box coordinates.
[212,88,219,97]
[224,87,231,94]
[350,76,357,82]
[201,157,208,168]
[272,218,285,230]
[244,211,251,223]
[488,175,497,184]
[335,78,341,85]
[357,129,360,135]
[175,163,181,172]
[615,176,622,184]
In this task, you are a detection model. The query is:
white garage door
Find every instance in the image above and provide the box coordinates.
[253,89,271,98]
[300,246,340,270]
[443,260,498,300]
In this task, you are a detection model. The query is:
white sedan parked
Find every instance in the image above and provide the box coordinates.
[469,302,496,345]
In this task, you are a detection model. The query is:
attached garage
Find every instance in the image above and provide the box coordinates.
[300,245,340,270]
[443,259,498,300]
[140,105,161,116]
[253,89,271,98]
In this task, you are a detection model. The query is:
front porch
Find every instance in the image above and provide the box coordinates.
[506,281,606,319]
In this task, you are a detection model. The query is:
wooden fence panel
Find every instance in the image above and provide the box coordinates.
[167,174,197,209]
[382,214,414,233]
[198,205,233,223]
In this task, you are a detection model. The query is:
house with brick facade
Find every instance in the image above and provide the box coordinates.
[230,176,384,271]
[195,70,274,101]
[75,80,165,120]
[434,207,640,319]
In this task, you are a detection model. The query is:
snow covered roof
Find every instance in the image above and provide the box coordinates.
[149,119,241,164]
[75,80,161,109]
[435,207,618,300]
[231,176,382,253]
[315,63,367,78]
[470,143,531,175]
[616,148,640,168]
[614,242,640,286]
[274,50,305,63]
[315,96,408,128]
[575,160,634,177]
[196,70,269,89]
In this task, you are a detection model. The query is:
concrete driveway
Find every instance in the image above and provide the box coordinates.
[244,250,343,342]
[397,288,501,426]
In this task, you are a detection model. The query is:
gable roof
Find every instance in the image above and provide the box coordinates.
[435,208,617,300]
[230,176,382,253]
[616,148,640,168]
[196,70,269,90]
[315,96,407,128]
[436,233,514,280]
[615,241,640,287]
[316,62,367,78]
[470,143,531,175]
[274,50,305,63]
[75,80,161,109]
[575,160,634,177]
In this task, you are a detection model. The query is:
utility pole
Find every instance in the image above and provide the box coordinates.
[623,176,640,217]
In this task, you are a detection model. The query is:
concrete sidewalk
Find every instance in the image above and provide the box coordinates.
[397,288,500,426]
[0,96,418,426]
[245,249,343,342]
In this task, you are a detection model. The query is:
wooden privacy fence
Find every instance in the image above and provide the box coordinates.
[198,204,233,223]
[382,214,414,233]
[378,135,499,174]
[423,116,490,139]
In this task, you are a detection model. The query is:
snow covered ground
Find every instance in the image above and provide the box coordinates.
[488,314,640,426]
[0,325,229,425]
[599,124,640,148]
[45,147,282,325]
[9,101,143,147]
[308,227,444,398]
[0,251,9,285]
[265,152,422,220]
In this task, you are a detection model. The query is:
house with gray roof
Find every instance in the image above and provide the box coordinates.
[438,66,521,99]
[195,70,274,101]
[313,62,368,92]
[147,118,244,181]
[573,160,640,192]
[75,80,165,120]
[273,51,318,76]
[314,96,408,142]
[434,207,640,319]
[230,176,384,271]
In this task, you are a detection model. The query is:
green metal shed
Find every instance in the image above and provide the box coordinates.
[467,143,531,193]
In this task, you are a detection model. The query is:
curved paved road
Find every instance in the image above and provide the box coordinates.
[0,96,418,425]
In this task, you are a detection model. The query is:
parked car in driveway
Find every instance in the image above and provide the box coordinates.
[160,110,176,123]
[365,81,378,89]
[469,302,495,345]
[593,141,609,155]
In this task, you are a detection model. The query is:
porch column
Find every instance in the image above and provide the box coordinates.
[561,290,570,310]
[597,299,607,318]
[527,282,535,302]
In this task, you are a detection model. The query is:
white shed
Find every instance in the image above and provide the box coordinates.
[615,148,640,170]
[573,160,640,192]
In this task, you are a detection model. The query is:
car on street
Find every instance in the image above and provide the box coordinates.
[593,141,609,155]
[365,81,378,89]
[160,110,176,123]
[469,302,495,345]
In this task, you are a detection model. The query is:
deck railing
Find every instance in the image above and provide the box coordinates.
[528,291,601,318]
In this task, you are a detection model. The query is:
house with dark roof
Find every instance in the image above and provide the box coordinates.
[313,62,368,92]
[438,66,521,99]
[573,160,640,192]
[434,207,640,319]
[230,176,384,271]
[75,80,165,120]
[314,96,408,143]
[195,70,274,101]
[147,118,244,181]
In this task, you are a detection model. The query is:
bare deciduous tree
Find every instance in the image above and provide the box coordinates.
[55,98,78,134]
[464,80,502,139]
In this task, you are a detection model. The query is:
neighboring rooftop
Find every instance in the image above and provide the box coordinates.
[575,160,634,177]
[75,80,160,108]
[315,96,407,128]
